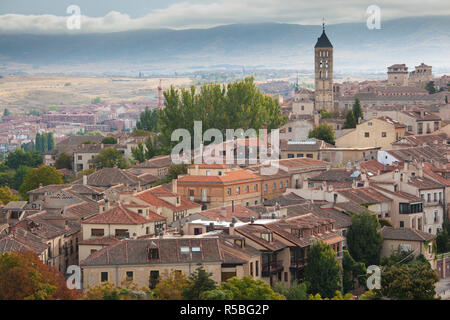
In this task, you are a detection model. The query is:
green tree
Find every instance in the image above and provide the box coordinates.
[136,107,159,132]
[0,251,80,300]
[352,98,363,122]
[153,270,189,300]
[3,109,10,116]
[0,171,15,187]
[308,121,335,144]
[343,110,357,129]
[308,291,353,300]
[204,276,285,300]
[92,148,128,170]
[5,149,42,170]
[346,211,383,266]
[158,77,287,153]
[18,165,64,199]
[424,81,436,94]
[273,281,308,300]
[131,141,146,163]
[182,264,217,300]
[378,263,439,300]
[0,186,20,205]
[342,250,366,293]
[55,152,73,170]
[35,133,42,154]
[304,241,342,298]
[101,137,117,145]
[12,165,31,190]
[47,132,55,151]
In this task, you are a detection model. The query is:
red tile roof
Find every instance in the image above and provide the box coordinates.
[83,204,164,225]
[134,186,201,211]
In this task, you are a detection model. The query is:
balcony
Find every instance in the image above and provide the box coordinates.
[262,261,284,277]
[290,258,306,269]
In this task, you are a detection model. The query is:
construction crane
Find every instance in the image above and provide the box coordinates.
[158,79,163,109]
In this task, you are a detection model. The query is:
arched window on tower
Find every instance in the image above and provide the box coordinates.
[326,51,329,57]
[320,60,323,68]
[325,71,328,79]
[325,60,328,68]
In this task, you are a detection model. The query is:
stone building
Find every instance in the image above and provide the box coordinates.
[314,24,334,112]
[387,64,409,86]
[409,63,433,86]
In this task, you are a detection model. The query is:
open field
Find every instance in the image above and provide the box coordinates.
[0,75,192,111]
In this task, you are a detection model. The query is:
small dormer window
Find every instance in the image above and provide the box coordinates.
[148,248,159,260]
[192,246,201,252]
[180,246,190,254]
[261,233,273,242]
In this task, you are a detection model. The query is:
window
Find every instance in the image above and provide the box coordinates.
[77,155,82,160]
[272,183,276,190]
[279,182,283,188]
[427,193,431,202]
[218,171,222,176]
[301,105,304,111]
[261,233,273,242]
[364,132,370,138]
[288,154,294,158]
[297,153,303,158]
[368,122,372,126]
[101,272,108,282]
[115,229,129,238]
[91,229,104,237]
[284,272,288,282]
[192,246,201,252]
[180,247,190,254]
[148,248,159,260]
[255,261,259,277]
[306,154,313,158]
[288,127,292,133]
[194,228,202,235]
[149,271,159,289]
[236,187,240,194]
[250,262,254,276]
[227,188,231,195]
[433,193,437,201]
[254,184,258,191]
[126,271,134,280]
[400,221,404,228]
[245,186,249,193]
[264,184,268,192]
[381,132,387,137]
[285,181,289,187]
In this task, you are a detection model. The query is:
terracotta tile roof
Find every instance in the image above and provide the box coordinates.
[68,184,105,195]
[74,167,152,188]
[371,184,423,202]
[0,227,48,255]
[134,185,201,211]
[400,110,441,121]
[407,176,444,190]
[177,169,262,186]
[199,205,258,222]
[27,184,70,194]
[337,187,391,204]
[392,133,448,147]
[381,226,435,242]
[263,193,306,206]
[360,160,399,176]
[377,116,406,128]
[310,169,354,182]
[385,146,444,164]
[333,201,370,215]
[80,237,223,266]
[188,163,230,169]
[83,204,164,225]
[235,224,286,251]
[65,201,100,220]
[423,163,450,186]
[134,155,173,169]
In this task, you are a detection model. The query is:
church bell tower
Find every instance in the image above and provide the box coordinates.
[314,21,334,112]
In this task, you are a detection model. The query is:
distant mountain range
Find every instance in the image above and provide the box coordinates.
[0,16,449,75]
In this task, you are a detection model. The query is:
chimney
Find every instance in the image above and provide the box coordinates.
[172,179,177,194]
[418,162,424,177]
[104,198,109,212]
[83,175,87,185]
[250,216,255,224]
[221,206,226,218]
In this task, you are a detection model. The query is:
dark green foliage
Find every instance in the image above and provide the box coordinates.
[182,265,216,300]
[12,165,31,190]
[273,281,308,300]
[158,77,287,153]
[19,165,64,199]
[424,81,436,94]
[101,137,117,145]
[305,241,342,298]
[55,152,73,170]
[346,211,383,266]
[308,121,335,144]
[34,132,55,154]
[5,149,42,170]
[3,109,10,116]
[343,110,357,129]
[342,250,366,293]
[136,107,159,132]
[352,98,362,122]
[92,148,128,169]
[436,222,450,254]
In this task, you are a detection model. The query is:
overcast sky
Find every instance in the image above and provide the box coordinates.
[0,0,449,33]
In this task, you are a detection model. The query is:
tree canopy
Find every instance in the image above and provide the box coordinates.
[346,211,383,266]
[343,110,357,129]
[0,251,80,300]
[308,121,335,144]
[18,165,64,199]
[203,276,285,300]
[352,98,363,122]
[5,149,42,170]
[101,137,118,145]
[55,152,73,170]
[92,148,128,170]
[158,77,287,153]
[304,241,342,298]
[136,107,159,132]
[182,264,217,300]
[0,186,20,205]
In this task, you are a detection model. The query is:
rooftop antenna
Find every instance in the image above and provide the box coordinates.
[322,17,325,32]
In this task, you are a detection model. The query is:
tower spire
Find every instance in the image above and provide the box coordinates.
[322,17,325,32]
